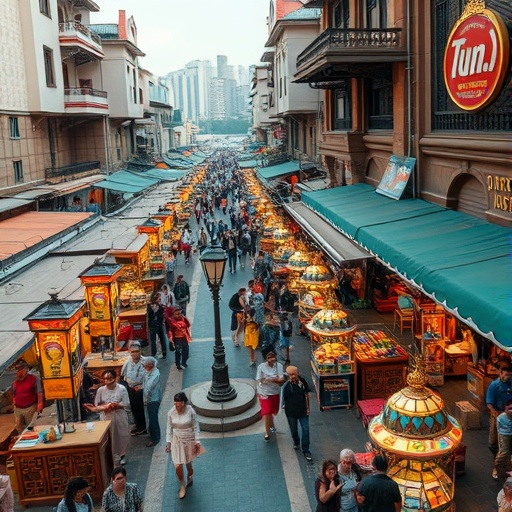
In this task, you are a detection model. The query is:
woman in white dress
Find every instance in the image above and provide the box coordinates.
[165,392,201,499]
[84,369,131,466]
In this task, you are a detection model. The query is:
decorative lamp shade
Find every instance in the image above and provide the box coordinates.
[199,245,227,287]
[367,357,463,512]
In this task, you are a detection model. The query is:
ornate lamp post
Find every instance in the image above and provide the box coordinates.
[199,244,237,402]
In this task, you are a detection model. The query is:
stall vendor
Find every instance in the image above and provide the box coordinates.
[10,359,44,434]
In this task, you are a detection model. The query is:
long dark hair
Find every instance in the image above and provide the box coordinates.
[63,477,89,512]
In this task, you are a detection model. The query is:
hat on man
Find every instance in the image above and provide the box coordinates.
[14,359,29,370]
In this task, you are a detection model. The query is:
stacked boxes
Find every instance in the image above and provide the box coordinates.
[454,400,480,430]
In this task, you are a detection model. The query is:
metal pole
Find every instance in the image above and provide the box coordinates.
[207,284,237,402]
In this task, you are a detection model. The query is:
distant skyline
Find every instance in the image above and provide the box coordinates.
[91,0,271,76]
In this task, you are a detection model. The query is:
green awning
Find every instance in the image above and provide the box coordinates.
[239,159,259,169]
[94,170,159,193]
[143,168,187,181]
[257,161,301,180]
[301,184,512,349]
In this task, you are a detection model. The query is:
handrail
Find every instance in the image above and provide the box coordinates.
[65,87,108,99]
[59,21,102,46]
[297,28,402,68]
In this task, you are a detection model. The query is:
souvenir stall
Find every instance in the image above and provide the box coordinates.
[108,237,152,350]
[78,263,129,381]
[298,265,342,327]
[368,359,463,511]
[137,218,165,289]
[353,330,409,400]
[307,309,357,410]
[17,296,114,507]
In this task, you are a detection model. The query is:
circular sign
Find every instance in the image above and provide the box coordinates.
[443,9,510,111]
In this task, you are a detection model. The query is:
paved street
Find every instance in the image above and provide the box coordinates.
[12,194,501,512]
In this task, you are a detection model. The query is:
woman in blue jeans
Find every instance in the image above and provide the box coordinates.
[141,357,162,448]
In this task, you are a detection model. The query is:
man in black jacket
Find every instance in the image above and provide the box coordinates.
[282,365,312,461]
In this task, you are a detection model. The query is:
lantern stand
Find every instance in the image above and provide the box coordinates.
[199,244,237,402]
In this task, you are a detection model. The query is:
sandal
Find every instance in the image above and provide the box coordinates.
[264,434,269,442]
[233,342,240,347]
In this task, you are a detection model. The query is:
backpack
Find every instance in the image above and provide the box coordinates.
[241,233,251,250]
[282,320,293,337]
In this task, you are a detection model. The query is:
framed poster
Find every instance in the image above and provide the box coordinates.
[376,155,416,200]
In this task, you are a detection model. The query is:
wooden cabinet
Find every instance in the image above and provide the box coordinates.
[12,421,113,507]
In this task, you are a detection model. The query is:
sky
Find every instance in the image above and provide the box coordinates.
[91,0,271,76]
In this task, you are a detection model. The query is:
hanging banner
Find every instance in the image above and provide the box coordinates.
[443,4,510,111]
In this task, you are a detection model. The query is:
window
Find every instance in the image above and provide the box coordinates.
[13,161,23,184]
[368,77,393,130]
[9,117,20,139]
[333,0,350,28]
[39,0,51,17]
[43,46,56,87]
[334,81,352,130]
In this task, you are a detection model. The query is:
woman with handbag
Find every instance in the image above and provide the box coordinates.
[165,392,201,499]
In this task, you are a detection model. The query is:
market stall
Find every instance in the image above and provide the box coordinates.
[307,309,357,410]
[137,218,165,290]
[11,420,113,507]
[353,329,409,400]
[108,237,152,347]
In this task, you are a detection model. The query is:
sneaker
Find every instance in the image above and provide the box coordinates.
[119,455,126,465]
[304,451,313,462]
[176,366,183,371]
[249,361,256,367]
[182,363,188,368]
[293,444,299,450]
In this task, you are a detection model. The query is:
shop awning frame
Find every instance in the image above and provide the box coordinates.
[285,202,373,264]
[257,161,301,180]
[301,183,512,349]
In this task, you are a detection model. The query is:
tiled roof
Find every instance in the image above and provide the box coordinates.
[89,24,119,39]
[282,7,322,20]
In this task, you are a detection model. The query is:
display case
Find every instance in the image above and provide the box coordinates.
[307,310,357,410]
[353,330,409,400]
[137,218,165,286]
[467,363,493,412]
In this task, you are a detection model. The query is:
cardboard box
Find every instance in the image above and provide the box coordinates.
[454,401,480,430]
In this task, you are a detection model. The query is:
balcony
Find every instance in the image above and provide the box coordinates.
[294,28,407,86]
[149,86,171,107]
[45,161,101,181]
[64,88,108,115]
[59,21,104,63]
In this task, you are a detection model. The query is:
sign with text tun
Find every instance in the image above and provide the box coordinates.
[443,0,510,112]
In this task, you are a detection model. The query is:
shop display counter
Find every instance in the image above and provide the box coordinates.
[308,311,356,410]
[12,421,113,507]
[467,363,493,412]
[353,330,408,400]
[83,352,129,382]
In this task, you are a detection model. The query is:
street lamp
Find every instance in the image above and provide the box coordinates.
[199,244,237,402]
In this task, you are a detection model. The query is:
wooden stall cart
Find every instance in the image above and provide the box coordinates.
[11,421,113,507]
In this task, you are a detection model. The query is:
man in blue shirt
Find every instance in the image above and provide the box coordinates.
[486,362,512,478]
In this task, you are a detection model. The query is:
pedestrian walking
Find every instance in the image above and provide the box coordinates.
[84,369,130,466]
[165,392,201,500]
[279,312,293,365]
[487,363,512,479]
[146,296,166,359]
[282,365,312,461]
[173,275,190,316]
[56,477,93,512]
[315,460,342,512]
[102,466,143,512]
[256,348,285,441]
[120,342,147,437]
[356,454,402,512]
[166,307,191,370]
[141,357,162,448]
[494,399,512,479]
[337,449,363,512]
